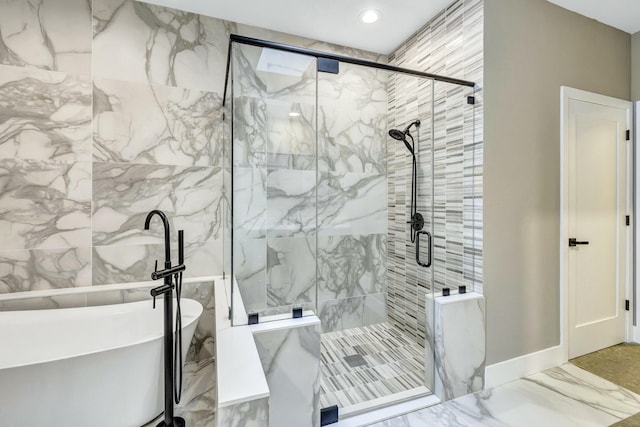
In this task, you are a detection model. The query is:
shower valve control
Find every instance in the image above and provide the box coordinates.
[411,212,425,231]
[568,238,589,247]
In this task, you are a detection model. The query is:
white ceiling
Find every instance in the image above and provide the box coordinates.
[141,0,640,55]
[138,0,453,54]
[548,0,640,34]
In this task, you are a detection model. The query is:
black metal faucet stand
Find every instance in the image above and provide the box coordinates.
[145,210,186,427]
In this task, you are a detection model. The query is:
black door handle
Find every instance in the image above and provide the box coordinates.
[416,230,432,267]
[568,238,589,247]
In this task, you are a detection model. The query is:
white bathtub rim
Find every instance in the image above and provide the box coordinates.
[0,298,203,370]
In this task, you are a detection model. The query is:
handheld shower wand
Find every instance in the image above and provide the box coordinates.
[389,120,422,243]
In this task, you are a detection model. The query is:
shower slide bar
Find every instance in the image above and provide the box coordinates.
[222,34,476,107]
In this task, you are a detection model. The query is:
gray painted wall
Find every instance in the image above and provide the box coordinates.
[633,31,640,101]
[483,0,631,365]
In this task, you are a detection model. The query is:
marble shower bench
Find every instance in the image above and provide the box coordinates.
[215,277,321,427]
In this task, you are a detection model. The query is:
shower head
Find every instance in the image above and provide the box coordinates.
[388,128,414,155]
[389,128,406,141]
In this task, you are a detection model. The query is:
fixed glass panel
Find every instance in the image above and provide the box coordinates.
[231,43,318,325]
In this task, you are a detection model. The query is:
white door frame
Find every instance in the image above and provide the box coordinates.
[560,86,633,362]
[630,101,640,343]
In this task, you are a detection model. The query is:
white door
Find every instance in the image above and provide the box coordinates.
[563,87,631,359]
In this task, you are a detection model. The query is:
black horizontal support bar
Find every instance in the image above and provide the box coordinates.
[222,34,475,106]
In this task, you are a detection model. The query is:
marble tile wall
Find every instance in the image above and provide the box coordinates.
[217,396,268,427]
[0,0,228,295]
[231,42,390,332]
[386,0,484,347]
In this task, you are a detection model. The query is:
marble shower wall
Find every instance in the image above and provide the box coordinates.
[386,0,484,346]
[231,43,389,332]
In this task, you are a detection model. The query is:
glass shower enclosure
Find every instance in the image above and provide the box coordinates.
[223,34,476,415]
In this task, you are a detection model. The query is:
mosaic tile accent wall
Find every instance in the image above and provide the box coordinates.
[386,0,484,346]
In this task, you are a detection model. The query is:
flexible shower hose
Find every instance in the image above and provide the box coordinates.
[174,271,183,404]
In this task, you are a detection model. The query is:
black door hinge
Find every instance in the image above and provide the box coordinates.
[467,96,475,105]
[626,130,630,141]
[321,406,339,426]
[317,58,339,74]
[626,300,630,311]
[626,215,630,226]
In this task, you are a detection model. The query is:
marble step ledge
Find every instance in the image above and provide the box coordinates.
[215,276,270,427]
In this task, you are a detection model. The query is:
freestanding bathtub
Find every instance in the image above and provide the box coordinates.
[0,298,203,427]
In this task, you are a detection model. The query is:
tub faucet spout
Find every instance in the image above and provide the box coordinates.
[144,210,171,268]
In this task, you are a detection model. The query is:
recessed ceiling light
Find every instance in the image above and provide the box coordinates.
[289,112,300,117]
[359,9,380,24]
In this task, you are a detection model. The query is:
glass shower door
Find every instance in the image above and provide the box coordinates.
[316,64,437,414]
[388,74,437,399]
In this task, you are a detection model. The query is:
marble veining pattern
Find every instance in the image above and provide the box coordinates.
[144,357,217,427]
[0,0,92,75]
[0,247,91,293]
[371,364,640,427]
[0,65,91,162]
[317,234,386,302]
[233,167,266,240]
[253,321,321,427]
[266,169,316,238]
[0,158,91,250]
[216,397,268,427]
[318,293,387,333]
[320,322,427,409]
[318,64,388,174]
[92,240,221,285]
[428,293,485,401]
[92,162,223,246]
[317,172,386,237]
[266,236,316,307]
[93,0,228,93]
[233,238,266,312]
[232,96,268,169]
[93,78,223,167]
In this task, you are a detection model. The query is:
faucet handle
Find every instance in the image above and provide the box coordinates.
[152,294,156,309]
[154,259,158,272]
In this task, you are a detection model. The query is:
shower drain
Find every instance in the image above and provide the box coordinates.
[343,354,368,368]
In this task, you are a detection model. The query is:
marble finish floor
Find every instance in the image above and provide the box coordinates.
[320,322,427,409]
[369,363,640,427]
[143,358,216,427]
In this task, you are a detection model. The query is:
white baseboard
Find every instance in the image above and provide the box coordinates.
[633,326,640,344]
[484,345,564,389]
